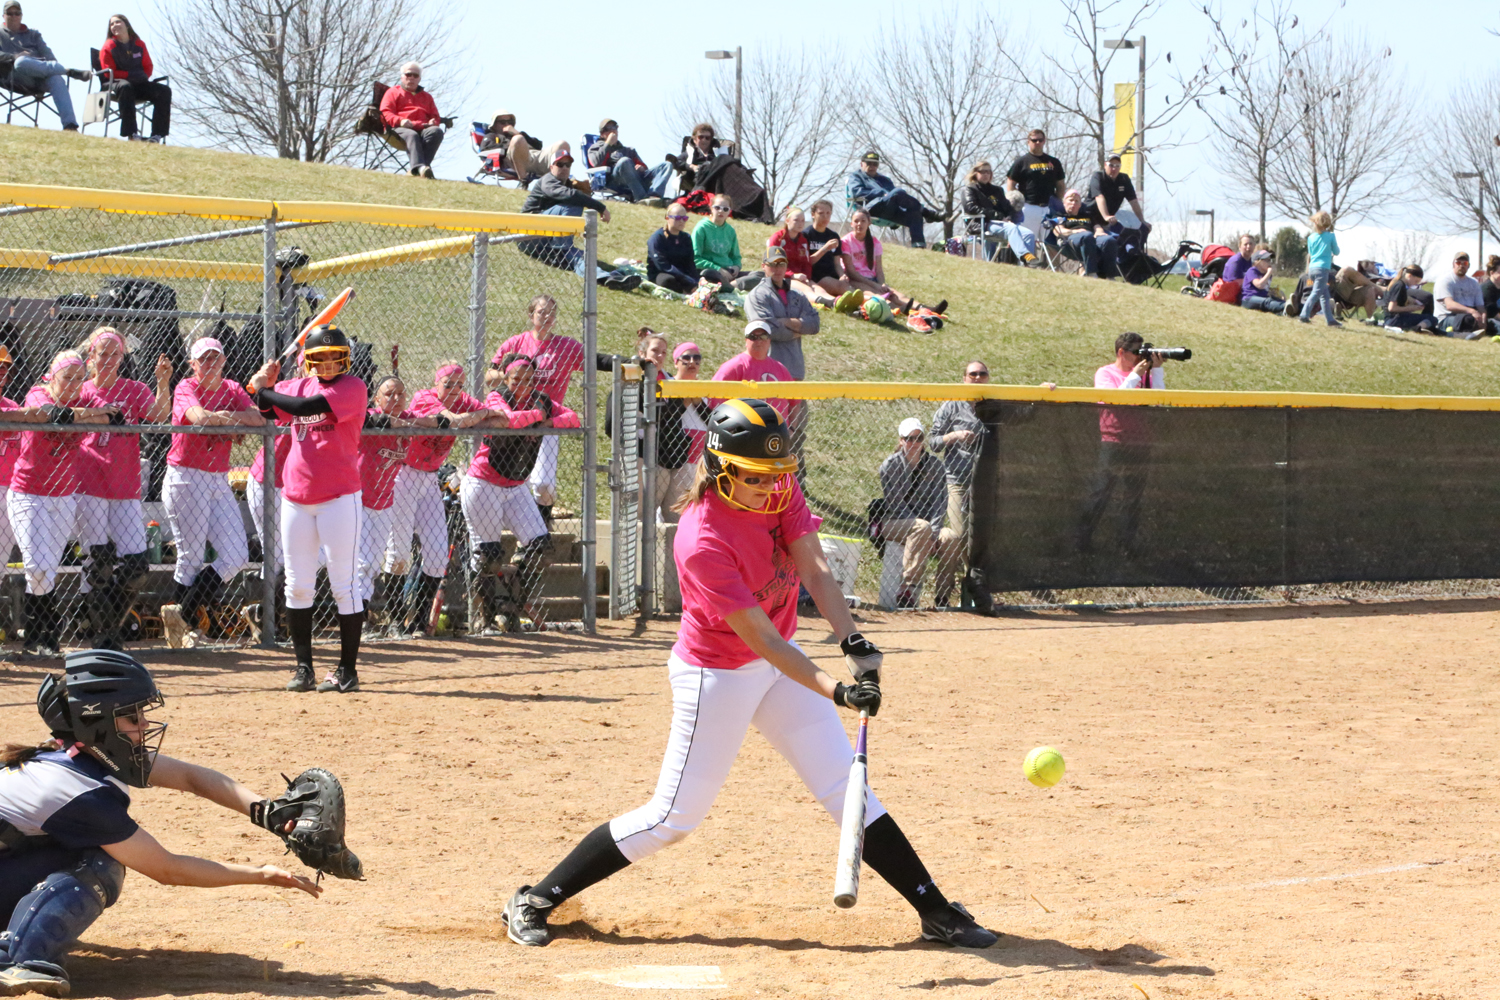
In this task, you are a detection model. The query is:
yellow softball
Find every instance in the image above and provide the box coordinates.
[1024,746,1066,788]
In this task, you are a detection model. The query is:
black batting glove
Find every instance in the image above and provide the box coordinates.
[249,799,276,831]
[841,631,882,683]
[833,679,881,717]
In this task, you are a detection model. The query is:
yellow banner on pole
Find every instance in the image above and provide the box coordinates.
[1113,83,1137,176]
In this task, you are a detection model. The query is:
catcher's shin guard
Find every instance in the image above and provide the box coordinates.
[511,533,552,601]
[3,849,124,978]
[469,542,506,634]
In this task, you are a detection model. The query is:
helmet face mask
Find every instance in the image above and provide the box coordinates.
[703,399,798,512]
[301,324,352,379]
[48,651,167,788]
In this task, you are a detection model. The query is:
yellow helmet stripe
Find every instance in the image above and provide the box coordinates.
[722,397,768,427]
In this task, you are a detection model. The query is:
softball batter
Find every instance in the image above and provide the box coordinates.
[161,338,264,648]
[503,399,997,949]
[76,328,172,650]
[0,651,321,997]
[247,325,368,694]
[9,352,120,659]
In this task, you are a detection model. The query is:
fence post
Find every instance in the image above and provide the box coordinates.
[466,235,488,399]
[259,217,278,647]
[639,361,658,619]
[581,211,599,633]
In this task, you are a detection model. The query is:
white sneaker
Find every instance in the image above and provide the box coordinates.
[160,604,193,648]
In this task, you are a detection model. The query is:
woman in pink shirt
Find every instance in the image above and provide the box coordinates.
[8,351,122,658]
[0,346,55,593]
[500,399,996,950]
[160,338,265,650]
[75,327,172,650]
[838,209,946,317]
[460,353,576,633]
[384,360,499,637]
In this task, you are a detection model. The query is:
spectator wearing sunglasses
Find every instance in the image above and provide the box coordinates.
[928,361,992,607]
[646,205,701,294]
[380,61,444,178]
[711,322,792,420]
[878,418,960,611]
[654,342,712,521]
[693,195,756,289]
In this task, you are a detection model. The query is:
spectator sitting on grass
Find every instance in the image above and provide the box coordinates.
[1241,248,1288,314]
[693,195,757,289]
[961,162,1040,266]
[878,417,960,611]
[1480,255,1500,322]
[802,199,850,297]
[711,321,792,420]
[0,0,91,131]
[646,204,699,294]
[745,246,820,381]
[1222,234,1256,287]
[380,61,444,178]
[587,118,671,206]
[846,151,944,250]
[841,208,947,317]
[1382,265,1435,333]
[768,207,837,307]
[519,146,642,292]
[1052,189,1117,279]
[1433,251,1489,338]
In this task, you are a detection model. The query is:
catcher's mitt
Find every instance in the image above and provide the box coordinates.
[251,767,364,880]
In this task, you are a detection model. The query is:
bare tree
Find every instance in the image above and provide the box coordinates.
[1266,34,1416,225]
[666,44,846,214]
[843,7,1022,238]
[1379,229,1443,275]
[1430,73,1500,246]
[160,0,472,163]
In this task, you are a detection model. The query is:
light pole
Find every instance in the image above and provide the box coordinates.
[1103,36,1146,199]
[1195,209,1215,244]
[1456,171,1485,264]
[705,48,742,157]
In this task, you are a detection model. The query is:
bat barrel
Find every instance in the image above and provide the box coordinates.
[833,711,869,909]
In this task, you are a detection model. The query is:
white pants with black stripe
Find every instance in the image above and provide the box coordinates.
[358,504,392,604]
[164,465,249,587]
[0,487,21,573]
[528,435,559,506]
[282,491,363,614]
[458,475,546,547]
[384,464,449,577]
[246,475,283,577]
[608,652,888,863]
[75,495,147,594]
[7,491,74,596]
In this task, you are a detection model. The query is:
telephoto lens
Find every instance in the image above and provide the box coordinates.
[1142,345,1192,361]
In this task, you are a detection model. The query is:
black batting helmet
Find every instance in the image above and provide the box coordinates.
[302,324,351,377]
[45,650,166,788]
[704,399,798,511]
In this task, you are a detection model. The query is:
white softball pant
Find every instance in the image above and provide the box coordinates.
[608,652,888,863]
[384,464,449,577]
[246,475,283,577]
[283,491,363,614]
[75,495,147,594]
[0,487,19,572]
[163,465,249,588]
[358,505,392,604]
[528,435,559,506]
[7,491,74,596]
[458,475,547,547]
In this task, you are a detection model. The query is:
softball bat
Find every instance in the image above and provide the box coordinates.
[833,710,869,909]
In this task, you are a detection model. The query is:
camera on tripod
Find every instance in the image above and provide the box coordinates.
[1137,343,1192,362]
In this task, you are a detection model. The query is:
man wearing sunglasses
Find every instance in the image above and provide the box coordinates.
[587,118,672,207]
[846,151,945,250]
[379,61,444,178]
[711,322,791,420]
[878,418,960,610]
[0,1,91,131]
[928,362,992,607]
[479,109,547,183]
[1005,129,1067,237]
[646,205,701,294]
[519,147,642,292]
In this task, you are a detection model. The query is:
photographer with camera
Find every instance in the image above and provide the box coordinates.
[1076,332,1187,556]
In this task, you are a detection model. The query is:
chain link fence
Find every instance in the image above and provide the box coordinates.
[0,184,604,655]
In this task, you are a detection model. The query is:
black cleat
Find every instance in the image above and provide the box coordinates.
[920,901,999,948]
[286,663,316,692]
[316,667,359,693]
[501,885,554,947]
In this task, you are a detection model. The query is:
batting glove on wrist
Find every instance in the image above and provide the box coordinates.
[841,632,882,683]
[833,679,881,716]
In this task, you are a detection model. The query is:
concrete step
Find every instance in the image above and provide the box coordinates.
[532,595,610,621]
[537,562,608,595]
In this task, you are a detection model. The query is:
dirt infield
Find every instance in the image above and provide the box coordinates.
[3,600,1497,999]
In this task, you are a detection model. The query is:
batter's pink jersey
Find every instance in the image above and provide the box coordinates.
[359,407,415,511]
[403,388,484,471]
[671,477,820,670]
[1094,363,1163,445]
[12,386,86,497]
[710,354,793,419]
[493,331,584,403]
[273,374,366,506]
[467,389,579,488]
[249,427,292,489]
[77,378,155,500]
[168,377,255,472]
[0,394,23,488]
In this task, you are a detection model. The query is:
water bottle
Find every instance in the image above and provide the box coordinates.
[146,522,162,563]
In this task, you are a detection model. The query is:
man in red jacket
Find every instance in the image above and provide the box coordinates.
[379,61,444,178]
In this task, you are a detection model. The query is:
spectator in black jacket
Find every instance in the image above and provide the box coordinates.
[1086,154,1146,227]
[519,147,641,291]
[1383,265,1435,333]
[961,161,1040,266]
[587,118,671,205]
[99,14,170,141]
[646,205,699,293]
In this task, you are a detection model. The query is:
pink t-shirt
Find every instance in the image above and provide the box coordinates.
[168,377,255,472]
[77,378,155,500]
[1094,363,1163,445]
[710,354,793,419]
[672,477,820,670]
[249,427,292,489]
[494,331,584,403]
[12,386,86,497]
[404,388,485,471]
[271,374,367,506]
[360,407,415,511]
[840,232,883,280]
[0,394,23,489]
[467,389,579,488]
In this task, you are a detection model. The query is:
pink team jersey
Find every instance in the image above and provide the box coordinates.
[467,389,579,488]
[168,377,255,472]
[360,407,415,511]
[249,425,292,489]
[404,388,484,471]
[710,354,793,419]
[12,386,87,497]
[77,378,155,500]
[272,374,366,506]
[494,331,584,403]
[1094,363,1163,445]
[672,477,820,670]
[0,394,23,489]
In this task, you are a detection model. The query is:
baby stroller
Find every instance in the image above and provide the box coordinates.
[1180,243,1234,297]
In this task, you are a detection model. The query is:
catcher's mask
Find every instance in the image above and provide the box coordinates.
[302,324,352,379]
[704,398,798,513]
[43,650,166,788]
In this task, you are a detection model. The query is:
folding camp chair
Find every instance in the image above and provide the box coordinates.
[0,62,56,127]
[581,133,630,201]
[80,47,169,137]
[353,81,453,174]
[467,122,521,185]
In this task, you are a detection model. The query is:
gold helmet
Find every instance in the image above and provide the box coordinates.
[302,324,351,378]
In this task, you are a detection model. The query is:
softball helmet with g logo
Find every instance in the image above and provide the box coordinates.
[704,399,798,512]
[302,324,352,377]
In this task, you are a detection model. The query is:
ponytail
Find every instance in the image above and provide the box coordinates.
[2,740,59,768]
[671,460,713,514]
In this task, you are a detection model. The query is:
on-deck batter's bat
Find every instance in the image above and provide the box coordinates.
[833,710,869,909]
[279,286,355,361]
[390,343,400,377]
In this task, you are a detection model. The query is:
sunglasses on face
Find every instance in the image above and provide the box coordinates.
[903,433,925,442]
[966,370,989,378]
[678,354,701,363]
[666,213,689,221]
[403,72,420,77]
[711,205,731,213]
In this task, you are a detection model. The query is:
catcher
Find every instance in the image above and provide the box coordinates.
[0,650,362,997]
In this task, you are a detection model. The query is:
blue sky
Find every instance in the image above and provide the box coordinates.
[25,0,1467,239]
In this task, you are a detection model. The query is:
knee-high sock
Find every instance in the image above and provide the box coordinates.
[337,611,363,670]
[534,823,631,906]
[861,813,948,914]
[287,605,314,667]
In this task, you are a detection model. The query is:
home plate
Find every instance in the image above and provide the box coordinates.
[556,965,726,989]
